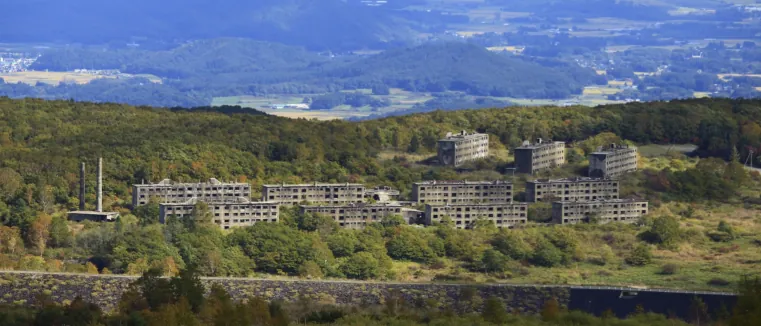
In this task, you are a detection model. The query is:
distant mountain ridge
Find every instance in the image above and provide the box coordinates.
[0,0,415,50]
[317,42,603,98]
[5,40,604,106]
[31,39,326,78]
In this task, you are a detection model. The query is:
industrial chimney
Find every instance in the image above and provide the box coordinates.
[79,162,86,211]
[97,157,103,212]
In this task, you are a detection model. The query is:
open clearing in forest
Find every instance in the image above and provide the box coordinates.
[0,71,161,85]
[0,71,112,85]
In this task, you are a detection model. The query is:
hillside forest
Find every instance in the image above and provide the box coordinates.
[0,41,602,108]
[0,97,760,292]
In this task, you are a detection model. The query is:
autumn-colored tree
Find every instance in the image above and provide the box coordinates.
[541,297,561,321]
[0,225,23,254]
[127,258,150,275]
[86,262,99,274]
[28,213,52,256]
[481,297,508,324]
[0,167,22,201]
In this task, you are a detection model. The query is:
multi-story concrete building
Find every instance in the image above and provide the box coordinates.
[526,177,620,202]
[411,180,513,204]
[159,198,279,230]
[262,182,365,206]
[551,199,648,225]
[132,178,251,207]
[588,144,638,178]
[300,203,423,229]
[424,203,528,229]
[437,130,489,167]
[514,139,566,174]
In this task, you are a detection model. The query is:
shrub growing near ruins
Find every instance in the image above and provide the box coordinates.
[640,215,682,249]
[531,240,564,268]
[340,252,380,280]
[481,297,508,324]
[625,244,652,266]
[480,249,510,273]
[659,264,679,275]
[298,261,324,279]
[327,230,359,258]
[491,230,532,261]
[386,229,437,263]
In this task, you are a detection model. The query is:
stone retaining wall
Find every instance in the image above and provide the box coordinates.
[0,272,569,314]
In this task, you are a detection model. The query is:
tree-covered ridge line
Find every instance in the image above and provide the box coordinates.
[0,96,759,199]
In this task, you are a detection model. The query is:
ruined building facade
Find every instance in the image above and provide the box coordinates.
[551,199,648,225]
[262,182,365,206]
[588,144,638,178]
[132,178,251,207]
[514,139,566,174]
[424,203,528,229]
[525,177,620,202]
[159,198,279,230]
[437,131,489,167]
[411,180,513,205]
[300,203,423,229]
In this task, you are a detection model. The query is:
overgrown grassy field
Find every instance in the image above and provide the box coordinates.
[0,71,112,85]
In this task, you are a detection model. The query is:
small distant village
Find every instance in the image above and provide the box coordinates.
[72,130,645,232]
[0,52,38,73]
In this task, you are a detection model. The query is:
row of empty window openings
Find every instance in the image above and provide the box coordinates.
[269,188,363,193]
[431,213,526,219]
[432,206,526,212]
[536,195,618,202]
[270,195,363,200]
[214,218,277,224]
[419,192,510,197]
[563,216,638,223]
[563,210,647,216]
[536,189,613,195]
[308,208,402,214]
[141,186,247,192]
[418,185,512,191]
[140,192,249,199]
[535,183,618,189]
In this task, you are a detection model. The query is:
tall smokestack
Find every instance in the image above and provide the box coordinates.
[97,157,103,212]
[79,162,86,211]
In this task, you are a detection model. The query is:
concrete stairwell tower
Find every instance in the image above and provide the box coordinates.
[79,162,86,210]
[97,157,103,212]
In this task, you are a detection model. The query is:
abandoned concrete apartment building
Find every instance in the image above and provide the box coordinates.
[526,177,620,202]
[262,182,365,206]
[131,178,251,207]
[437,131,489,167]
[160,198,279,230]
[300,203,423,229]
[411,180,513,204]
[424,203,528,229]
[588,144,638,178]
[552,199,648,225]
[514,139,566,174]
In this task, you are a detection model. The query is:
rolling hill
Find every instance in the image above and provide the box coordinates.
[0,0,416,51]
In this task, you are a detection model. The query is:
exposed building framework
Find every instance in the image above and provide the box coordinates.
[411,180,513,204]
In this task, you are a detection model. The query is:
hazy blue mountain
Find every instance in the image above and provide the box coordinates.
[0,0,416,50]
[31,38,327,77]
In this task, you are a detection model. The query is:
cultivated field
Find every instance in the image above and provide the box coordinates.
[0,71,113,85]
[0,71,162,85]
